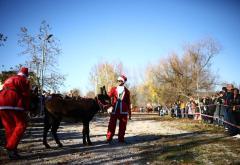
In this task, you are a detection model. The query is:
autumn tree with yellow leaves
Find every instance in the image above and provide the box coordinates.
[89,61,123,94]
[142,38,221,106]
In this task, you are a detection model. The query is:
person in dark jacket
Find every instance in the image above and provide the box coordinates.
[232,88,240,134]
[223,84,238,135]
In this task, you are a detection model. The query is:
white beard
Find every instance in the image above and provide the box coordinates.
[117,86,124,95]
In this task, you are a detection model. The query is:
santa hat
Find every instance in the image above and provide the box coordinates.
[117,75,127,83]
[18,67,29,78]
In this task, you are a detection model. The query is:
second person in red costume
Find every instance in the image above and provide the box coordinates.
[106,75,131,143]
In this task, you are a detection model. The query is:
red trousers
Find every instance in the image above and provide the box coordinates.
[0,110,27,150]
[106,114,128,142]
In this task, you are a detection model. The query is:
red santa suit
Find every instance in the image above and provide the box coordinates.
[0,67,30,152]
[106,75,131,142]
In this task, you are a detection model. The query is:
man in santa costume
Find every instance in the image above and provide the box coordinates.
[0,67,31,159]
[106,75,131,143]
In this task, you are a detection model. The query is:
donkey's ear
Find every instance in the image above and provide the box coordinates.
[100,87,103,94]
[102,86,107,95]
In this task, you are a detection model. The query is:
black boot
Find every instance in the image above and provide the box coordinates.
[7,149,21,160]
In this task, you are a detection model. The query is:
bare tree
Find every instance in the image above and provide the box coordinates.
[0,33,7,46]
[89,61,123,94]
[143,38,220,105]
[85,91,95,98]
[18,20,65,91]
[69,88,82,98]
[128,85,138,107]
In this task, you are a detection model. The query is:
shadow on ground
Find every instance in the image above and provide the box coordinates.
[0,115,237,165]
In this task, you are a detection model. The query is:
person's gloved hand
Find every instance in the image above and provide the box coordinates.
[107,106,113,114]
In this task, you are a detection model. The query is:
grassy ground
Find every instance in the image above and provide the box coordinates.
[135,115,240,164]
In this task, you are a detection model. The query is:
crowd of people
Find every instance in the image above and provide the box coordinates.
[169,84,240,136]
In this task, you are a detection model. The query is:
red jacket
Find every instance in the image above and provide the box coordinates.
[0,75,30,111]
[108,86,131,115]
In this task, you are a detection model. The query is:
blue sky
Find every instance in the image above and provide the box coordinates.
[1,0,240,93]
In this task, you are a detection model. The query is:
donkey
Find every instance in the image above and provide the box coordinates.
[29,86,40,116]
[43,86,110,148]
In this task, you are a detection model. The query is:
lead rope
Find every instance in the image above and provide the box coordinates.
[96,97,109,112]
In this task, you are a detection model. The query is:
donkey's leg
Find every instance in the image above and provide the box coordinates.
[82,122,87,145]
[51,119,63,147]
[83,121,92,145]
[43,112,52,148]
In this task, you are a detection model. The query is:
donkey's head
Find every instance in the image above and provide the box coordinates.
[29,86,40,116]
[96,86,111,112]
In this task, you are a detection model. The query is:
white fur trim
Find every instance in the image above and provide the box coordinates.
[117,86,124,96]
[17,72,28,78]
[117,76,125,82]
[0,106,24,110]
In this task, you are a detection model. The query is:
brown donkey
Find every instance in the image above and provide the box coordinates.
[43,86,110,148]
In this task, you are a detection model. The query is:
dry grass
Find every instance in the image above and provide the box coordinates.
[133,115,240,164]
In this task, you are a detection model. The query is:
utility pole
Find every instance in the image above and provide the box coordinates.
[40,34,53,115]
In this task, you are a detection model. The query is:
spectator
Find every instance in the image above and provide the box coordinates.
[223,84,236,135]
[180,101,185,118]
[213,91,225,125]
[186,101,193,119]
[231,88,240,134]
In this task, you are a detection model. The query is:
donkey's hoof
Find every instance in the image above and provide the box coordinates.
[44,143,51,149]
[87,142,93,146]
[58,143,63,147]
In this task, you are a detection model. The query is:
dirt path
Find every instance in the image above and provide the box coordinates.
[0,114,240,164]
